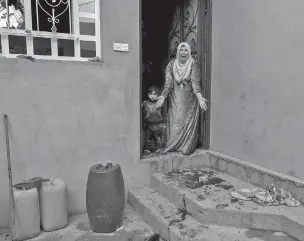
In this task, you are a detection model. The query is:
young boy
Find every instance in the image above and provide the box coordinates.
[142,86,166,156]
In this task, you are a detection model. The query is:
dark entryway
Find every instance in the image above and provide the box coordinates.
[140,0,212,157]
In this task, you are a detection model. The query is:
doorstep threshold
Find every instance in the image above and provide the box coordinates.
[140,148,207,163]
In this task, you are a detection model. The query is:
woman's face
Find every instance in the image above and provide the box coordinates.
[179,46,189,63]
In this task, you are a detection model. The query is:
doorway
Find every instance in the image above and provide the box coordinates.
[140,0,211,157]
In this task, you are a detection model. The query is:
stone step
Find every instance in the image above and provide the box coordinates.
[128,186,295,241]
[150,166,303,241]
[0,206,158,241]
[142,149,209,174]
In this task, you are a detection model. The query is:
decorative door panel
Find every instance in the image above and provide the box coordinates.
[183,0,198,62]
[168,4,182,60]
[168,0,198,61]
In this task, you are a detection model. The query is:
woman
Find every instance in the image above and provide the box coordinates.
[155,42,207,155]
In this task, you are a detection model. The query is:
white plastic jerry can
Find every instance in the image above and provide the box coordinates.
[40,179,68,232]
[13,187,40,241]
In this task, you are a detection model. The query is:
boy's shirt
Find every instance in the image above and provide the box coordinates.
[142,100,166,124]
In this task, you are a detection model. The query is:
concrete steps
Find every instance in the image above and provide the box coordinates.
[129,186,208,241]
[129,166,302,241]
[128,186,295,241]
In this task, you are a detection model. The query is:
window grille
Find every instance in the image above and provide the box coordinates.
[0,0,101,61]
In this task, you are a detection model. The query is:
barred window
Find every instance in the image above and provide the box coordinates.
[0,0,101,61]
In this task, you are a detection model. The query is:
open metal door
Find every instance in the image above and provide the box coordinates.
[167,0,210,149]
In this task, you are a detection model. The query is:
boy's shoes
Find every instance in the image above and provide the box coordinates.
[143,149,151,156]
[156,149,166,155]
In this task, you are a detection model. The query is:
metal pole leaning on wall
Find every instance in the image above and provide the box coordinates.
[4,115,17,241]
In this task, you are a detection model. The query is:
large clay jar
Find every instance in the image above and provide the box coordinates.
[86,163,125,233]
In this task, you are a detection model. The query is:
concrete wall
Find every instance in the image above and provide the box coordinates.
[210,0,304,179]
[0,0,147,229]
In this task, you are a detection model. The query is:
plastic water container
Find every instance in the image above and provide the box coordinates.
[13,187,40,240]
[86,163,125,233]
[40,179,67,232]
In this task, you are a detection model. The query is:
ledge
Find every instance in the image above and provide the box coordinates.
[207,150,304,204]
[140,149,209,173]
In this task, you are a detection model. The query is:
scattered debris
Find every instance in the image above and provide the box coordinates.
[230,184,301,207]
[184,171,195,176]
[215,183,233,190]
[16,55,35,62]
[88,56,103,62]
[216,203,229,209]
[197,194,206,201]
[147,233,160,241]
[230,196,239,203]
[166,168,232,190]
[199,175,208,182]
[168,208,190,226]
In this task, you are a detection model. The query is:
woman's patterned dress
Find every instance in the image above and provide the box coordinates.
[161,59,202,155]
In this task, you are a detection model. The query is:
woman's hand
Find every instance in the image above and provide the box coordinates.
[155,96,165,108]
[199,98,208,111]
[197,93,208,111]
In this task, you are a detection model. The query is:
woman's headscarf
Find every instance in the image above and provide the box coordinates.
[173,42,194,83]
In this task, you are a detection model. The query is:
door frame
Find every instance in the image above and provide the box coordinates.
[139,0,143,158]
[199,0,212,149]
[139,0,212,158]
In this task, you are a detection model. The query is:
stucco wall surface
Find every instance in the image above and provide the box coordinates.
[211,0,304,179]
[0,0,143,229]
